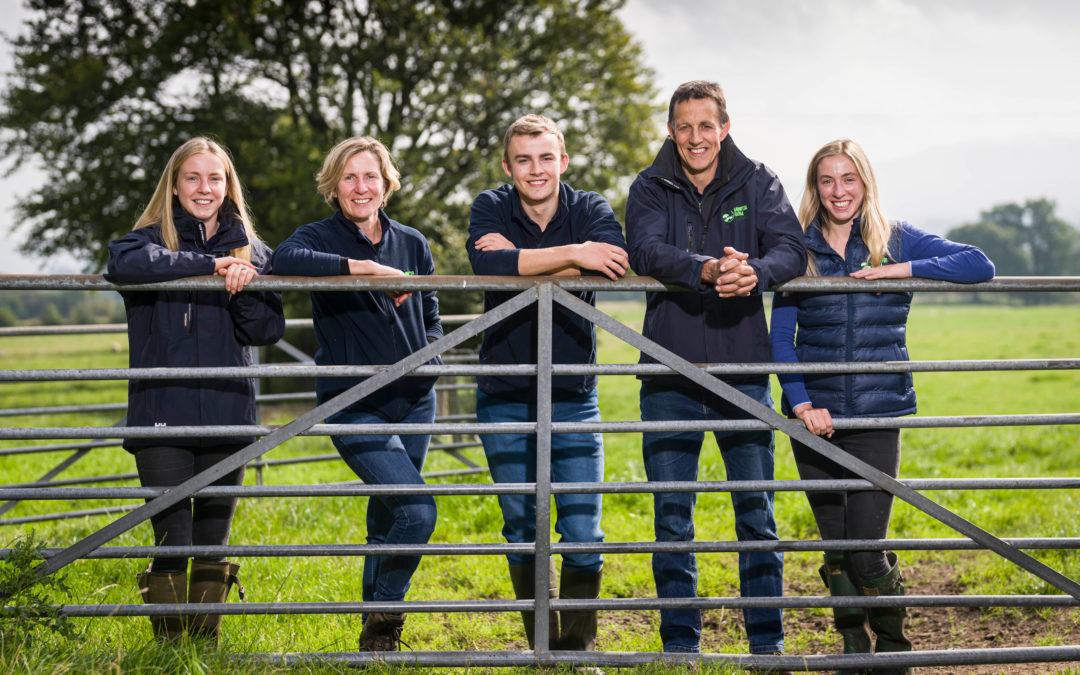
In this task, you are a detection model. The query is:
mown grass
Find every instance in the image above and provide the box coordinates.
[0,300,1078,673]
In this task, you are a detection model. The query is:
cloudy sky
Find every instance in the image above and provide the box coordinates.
[2,0,1079,272]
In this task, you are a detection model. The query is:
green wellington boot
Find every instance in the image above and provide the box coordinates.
[860,552,912,675]
[554,567,602,652]
[820,553,872,674]
[508,559,559,649]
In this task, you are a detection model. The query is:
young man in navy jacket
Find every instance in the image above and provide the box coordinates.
[467,114,628,652]
[625,81,806,660]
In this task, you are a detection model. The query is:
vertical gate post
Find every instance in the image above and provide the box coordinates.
[533,282,554,656]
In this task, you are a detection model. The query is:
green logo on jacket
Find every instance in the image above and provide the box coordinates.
[722,205,748,223]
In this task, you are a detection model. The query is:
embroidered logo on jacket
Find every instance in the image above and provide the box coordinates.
[722,205,749,222]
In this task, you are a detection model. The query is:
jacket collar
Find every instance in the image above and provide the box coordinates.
[805,215,865,256]
[173,198,249,252]
[646,135,750,196]
[332,208,395,248]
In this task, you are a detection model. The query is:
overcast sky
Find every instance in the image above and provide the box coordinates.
[2,0,1079,272]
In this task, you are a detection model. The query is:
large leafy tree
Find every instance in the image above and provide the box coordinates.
[1,0,659,300]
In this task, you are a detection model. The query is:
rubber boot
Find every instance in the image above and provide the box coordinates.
[507,559,559,649]
[819,553,872,675]
[860,552,912,675]
[188,560,245,642]
[357,612,406,651]
[555,567,602,651]
[137,566,187,641]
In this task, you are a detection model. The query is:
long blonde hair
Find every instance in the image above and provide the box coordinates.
[133,137,257,261]
[798,139,894,276]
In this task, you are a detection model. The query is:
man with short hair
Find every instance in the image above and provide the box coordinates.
[467,114,628,652]
[625,81,806,658]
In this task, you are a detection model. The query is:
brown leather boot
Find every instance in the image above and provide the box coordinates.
[357,612,406,651]
[188,560,244,642]
[137,566,187,641]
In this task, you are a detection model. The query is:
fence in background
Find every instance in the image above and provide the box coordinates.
[1,273,1079,671]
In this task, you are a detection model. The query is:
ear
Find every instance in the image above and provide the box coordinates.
[172,182,178,196]
[718,120,732,142]
[666,123,675,141]
[501,158,512,177]
[559,153,569,173]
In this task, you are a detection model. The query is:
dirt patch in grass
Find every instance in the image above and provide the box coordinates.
[599,559,1080,674]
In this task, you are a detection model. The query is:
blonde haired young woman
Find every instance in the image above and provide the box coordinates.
[107,137,284,642]
[769,138,993,672]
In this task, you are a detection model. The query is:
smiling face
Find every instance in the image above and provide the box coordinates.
[334,150,385,226]
[816,154,866,228]
[172,152,227,229]
[501,132,568,210]
[667,97,730,192]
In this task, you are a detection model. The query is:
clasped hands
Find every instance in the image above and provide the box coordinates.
[701,246,757,297]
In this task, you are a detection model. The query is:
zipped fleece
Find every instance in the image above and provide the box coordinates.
[625,136,806,383]
[770,217,995,417]
[272,209,442,420]
[106,205,285,451]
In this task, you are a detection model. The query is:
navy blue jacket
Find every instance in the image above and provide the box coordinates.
[106,205,285,451]
[626,137,806,385]
[467,183,626,400]
[273,210,442,419]
[770,218,995,417]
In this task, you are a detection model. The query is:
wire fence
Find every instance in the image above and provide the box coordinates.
[1,273,1079,671]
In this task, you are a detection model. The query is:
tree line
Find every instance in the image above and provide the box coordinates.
[2,1,1077,317]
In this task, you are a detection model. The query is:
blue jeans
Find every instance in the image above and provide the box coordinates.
[640,380,784,654]
[476,389,604,573]
[327,389,437,607]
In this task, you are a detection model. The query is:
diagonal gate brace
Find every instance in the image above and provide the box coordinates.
[551,285,1080,601]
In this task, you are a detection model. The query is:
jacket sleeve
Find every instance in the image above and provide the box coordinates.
[747,170,807,293]
[105,228,216,282]
[769,292,812,410]
[229,240,286,347]
[271,222,346,276]
[625,176,712,289]
[467,190,520,275]
[420,241,443,343]
[900,223,996,282]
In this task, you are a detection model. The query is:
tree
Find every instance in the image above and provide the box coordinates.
[947,198,1080,303]
[1,0,659,312]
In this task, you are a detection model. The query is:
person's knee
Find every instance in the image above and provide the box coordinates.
[732,496,778,541]
[654,501,695,542]
[399,498,437,541]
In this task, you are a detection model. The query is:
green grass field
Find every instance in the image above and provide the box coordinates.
[1,300,1078,673]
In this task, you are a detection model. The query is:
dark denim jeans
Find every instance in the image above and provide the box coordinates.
[476,389,604,573]
[640,380,784,654]
[327,390,437,606]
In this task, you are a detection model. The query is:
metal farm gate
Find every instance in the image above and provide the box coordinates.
[1,272,1079,671]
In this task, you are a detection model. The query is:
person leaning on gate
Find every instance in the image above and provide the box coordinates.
[466,114,629,652]
[624,80,806,663]
[272,136,443,653]
[769,138,994,674]
[106,136,285,644]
